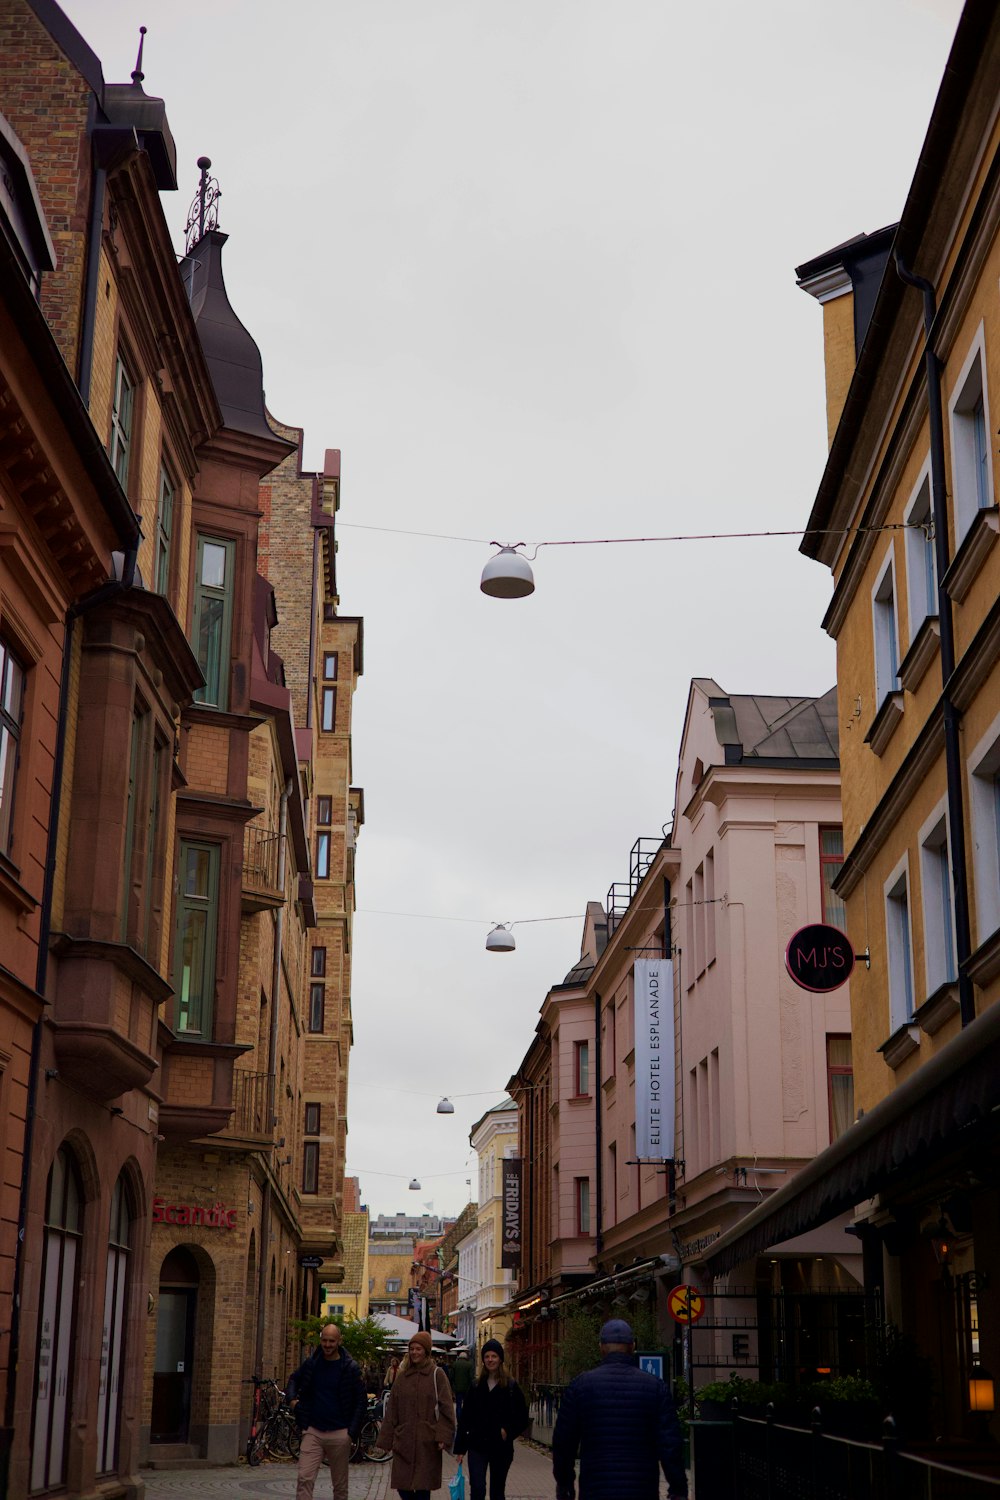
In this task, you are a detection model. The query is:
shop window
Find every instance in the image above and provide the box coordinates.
[826,1036,854,1141]
[920,814,956,994]
[904,463,937,632]
[192,536,235,710]
[304,1103,321,1135]
[97,1175,132,1475]
[316,831,330,880]
[820,828,846,929]
[173,840,220,1036]
[949,326,994,545]
[0,636,25,856]
[109,352,134,490]
[322,686,337,732]
[575,1178,591,1236]
[872,551,900,707]
[308,983,325,1033]
[885,865,915,1031]
[30,1147,84,1493]
[573,1040,589,1097]
[302,1141,319,1194]
[155,464,175,596]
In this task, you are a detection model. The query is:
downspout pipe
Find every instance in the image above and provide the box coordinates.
[894,251,975,1027]
[593,992,603,1259]
[256,778,293,1371]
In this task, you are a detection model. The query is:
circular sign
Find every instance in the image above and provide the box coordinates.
[784,923,855,993]
[667,1284,705,1324]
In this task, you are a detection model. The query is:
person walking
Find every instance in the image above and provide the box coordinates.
[287,1323,367,1500]
[551,1319,688,1500]
[454,1339,529,1500]
[384,1355,401,1392]
[378,1330,457,1500]
[451,1347,474,1422]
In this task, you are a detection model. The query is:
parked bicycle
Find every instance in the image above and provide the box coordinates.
[351,1393,391,1464]
[244,1375,301,1465]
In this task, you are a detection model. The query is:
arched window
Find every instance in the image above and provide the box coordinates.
[97,1175,132,1473]
[30,1148,83,1492]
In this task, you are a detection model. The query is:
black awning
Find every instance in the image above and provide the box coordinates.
[704,1001,1000,1278]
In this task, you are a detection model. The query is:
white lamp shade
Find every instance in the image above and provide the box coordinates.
[409,1177,421,1190]
[486,925,516,953]
[480,548,534,599]
[436,1097,455,1114]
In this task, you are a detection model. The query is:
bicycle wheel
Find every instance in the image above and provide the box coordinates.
[284,1417,301,1460]
[361,1417,391,1463]
[246,1427,266,1467]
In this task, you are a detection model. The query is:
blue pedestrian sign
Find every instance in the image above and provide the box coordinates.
[638,1353,664,1380]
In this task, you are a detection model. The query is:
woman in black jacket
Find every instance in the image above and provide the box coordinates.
[454,1340,529,1500]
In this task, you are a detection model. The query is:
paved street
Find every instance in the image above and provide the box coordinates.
[140,1441,691,1498]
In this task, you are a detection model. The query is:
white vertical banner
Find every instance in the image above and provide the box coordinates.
[634,958,674,1161]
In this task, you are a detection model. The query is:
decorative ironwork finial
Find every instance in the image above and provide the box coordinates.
[183,156,221,254]
[131,25,147,84]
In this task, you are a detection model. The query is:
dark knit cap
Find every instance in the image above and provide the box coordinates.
[481,1338,505,1360]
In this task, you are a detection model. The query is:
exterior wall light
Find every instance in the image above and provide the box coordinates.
[437,1097,456,1114]
[969,1365,995,1413]
[480,545,534,599]
[409,1177,421,1190]
[486,924,516,953]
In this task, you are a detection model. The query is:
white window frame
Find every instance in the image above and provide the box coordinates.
[968,710,1000,945]
[918,801,956,996]
[884,855,915,1033]
[871,546,901,707]
[903,457,937,636]
[948,321,994,546]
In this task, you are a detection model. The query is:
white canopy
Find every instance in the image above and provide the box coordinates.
[373,1312,455,1346]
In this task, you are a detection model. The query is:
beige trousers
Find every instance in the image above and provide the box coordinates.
[295,1425,352,1500]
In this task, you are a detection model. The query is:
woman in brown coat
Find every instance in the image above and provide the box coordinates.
[379,1331,456,1499]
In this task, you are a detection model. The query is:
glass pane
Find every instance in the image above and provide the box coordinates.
[197,595,224,703]
[820,830,843,857]
[201,542,227,589]
[0,728,15,842]
[1,644,23,716]
[828,1037,852,1068]
[324,653,337,680]
[184,846,212,899]
[830,1072,854,1140]
[178,909,208,1031]
[322,688,336,731]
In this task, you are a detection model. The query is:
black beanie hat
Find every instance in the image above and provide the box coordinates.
[481,1338,505,1361]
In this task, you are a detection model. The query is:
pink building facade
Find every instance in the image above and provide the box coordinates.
[509,678,863,1396]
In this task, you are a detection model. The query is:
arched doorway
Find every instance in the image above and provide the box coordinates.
[151,1247,199,1443]
[97,1173,134,1473]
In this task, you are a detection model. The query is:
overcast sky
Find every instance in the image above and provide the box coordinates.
[64,0,962,1219]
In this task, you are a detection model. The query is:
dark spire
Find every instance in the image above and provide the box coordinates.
[131,24,147,84]
[183,157,221,255]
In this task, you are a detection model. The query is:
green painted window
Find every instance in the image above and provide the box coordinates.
[192,536,235,709]
[173,840,220,1036]
[155,465,174,594]
[110,354,134,489]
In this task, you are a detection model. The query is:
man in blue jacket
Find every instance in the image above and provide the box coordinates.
[288,1323,367,1500]
[552,1319,688,1500]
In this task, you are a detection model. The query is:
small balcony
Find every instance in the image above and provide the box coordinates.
[242,825,284,912]
[223,1069,275,1146]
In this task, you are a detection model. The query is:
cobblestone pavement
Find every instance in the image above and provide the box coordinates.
[140,1441,690,1499]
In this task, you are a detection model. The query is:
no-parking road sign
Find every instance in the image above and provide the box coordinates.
[667,1284,705,1324]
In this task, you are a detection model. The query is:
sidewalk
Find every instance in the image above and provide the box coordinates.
[140,1440,690,1499]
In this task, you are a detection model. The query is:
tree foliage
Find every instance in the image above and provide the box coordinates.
[288,1313,391,1368]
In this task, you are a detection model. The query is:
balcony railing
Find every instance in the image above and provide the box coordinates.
[242,826,284,911]
[229,1069,274,1141]
[606,834,666,933]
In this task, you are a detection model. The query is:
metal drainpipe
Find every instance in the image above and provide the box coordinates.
[593,992,603,1259]
[2,548,139,1478]
[894,252,975,1027]
[256,778,293,1372]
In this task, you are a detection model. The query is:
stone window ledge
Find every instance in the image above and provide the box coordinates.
[898,616,940,693]
[943,504,999,604]
[865,691,904,757]
[913,980,959,1036]
[966,925,1000,988]
[877,1023,920,1070]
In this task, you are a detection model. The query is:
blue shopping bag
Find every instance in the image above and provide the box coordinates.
[448,1465,466,1500]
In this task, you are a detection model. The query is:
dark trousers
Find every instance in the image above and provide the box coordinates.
[468,1446,514,1500]
[397,1492,430,1500]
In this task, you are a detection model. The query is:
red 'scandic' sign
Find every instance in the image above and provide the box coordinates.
[152,1197,237,1229]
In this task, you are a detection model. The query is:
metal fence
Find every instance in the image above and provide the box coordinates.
[734,1412,1000,1500]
